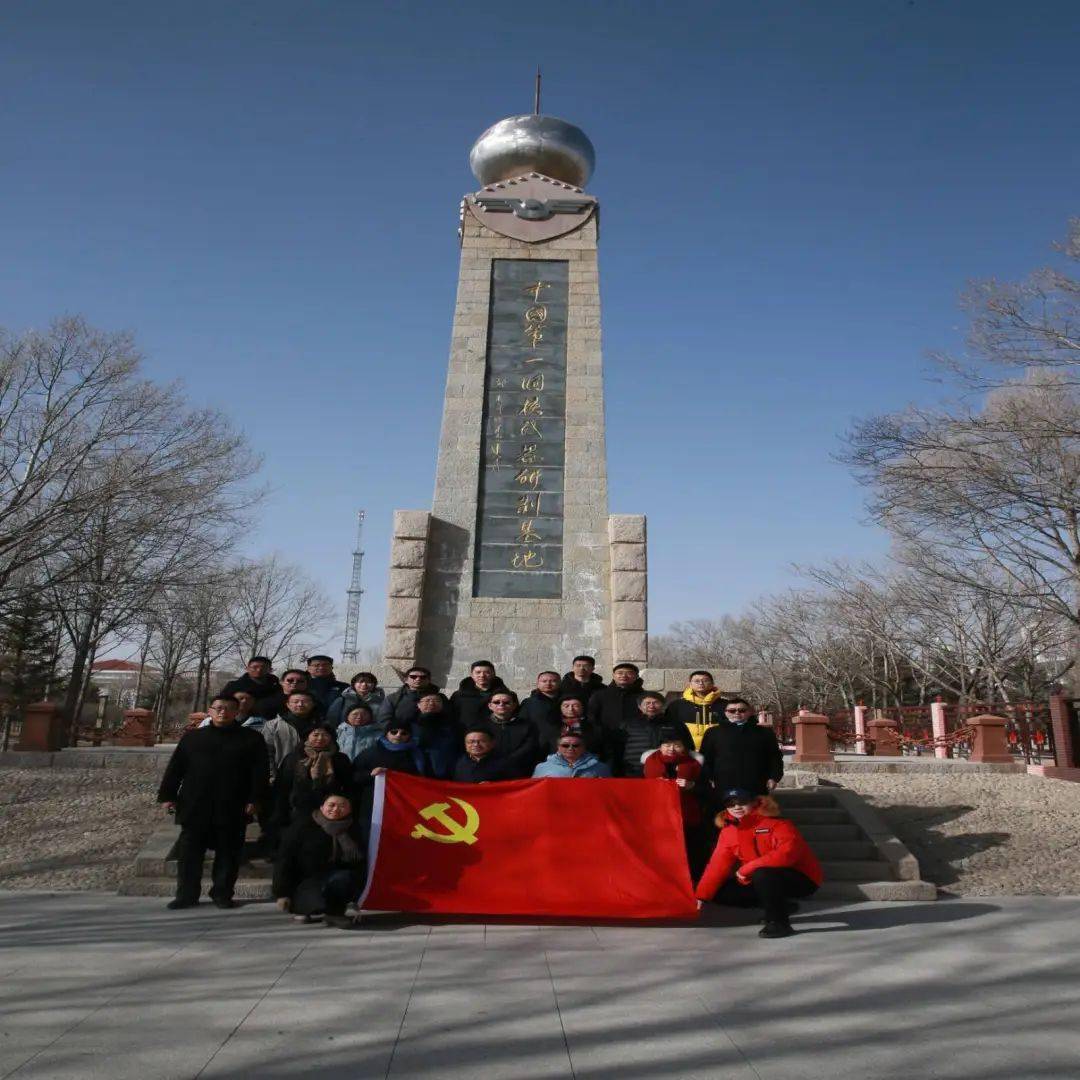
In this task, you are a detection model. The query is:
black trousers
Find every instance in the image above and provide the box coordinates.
[291,869,364,917]
[712,867,818,923]
[175,821,247,904]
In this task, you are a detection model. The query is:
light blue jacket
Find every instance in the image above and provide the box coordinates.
[532,752,611,779]
[335,719,385,763]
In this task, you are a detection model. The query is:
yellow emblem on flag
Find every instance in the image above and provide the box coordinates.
[410,798,480,845]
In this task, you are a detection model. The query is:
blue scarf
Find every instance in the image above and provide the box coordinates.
[377,735,425,773]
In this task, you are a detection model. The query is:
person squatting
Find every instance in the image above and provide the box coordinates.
[157,654,821,938]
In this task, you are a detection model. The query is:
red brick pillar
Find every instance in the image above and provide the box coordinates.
[1048,693,1078,768]
[792,711,832,764]
[867,716,901,756]
[967,714,1014,764]
[16,702,65,752]
[111,708,156,747]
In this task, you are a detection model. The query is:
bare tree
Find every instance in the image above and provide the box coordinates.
[942,219,1080,383]
[844,370,1080,688]
[0,318,170,597]
[224,555,336,668]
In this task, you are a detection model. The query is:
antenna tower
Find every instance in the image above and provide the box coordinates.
[341,509,365,664]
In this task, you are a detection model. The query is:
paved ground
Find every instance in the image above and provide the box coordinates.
[2,892,1079,1079]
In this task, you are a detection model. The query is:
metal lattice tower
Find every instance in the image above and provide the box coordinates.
[341,509,365,664]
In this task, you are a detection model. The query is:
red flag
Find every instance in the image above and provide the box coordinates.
[359,772,697,919]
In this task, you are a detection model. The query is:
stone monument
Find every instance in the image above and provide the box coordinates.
[380,104,736,695]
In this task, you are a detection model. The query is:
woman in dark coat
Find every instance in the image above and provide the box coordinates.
[274,725,352,830]
[273,793,365,926]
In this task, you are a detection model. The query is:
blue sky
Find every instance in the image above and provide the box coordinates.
[2,1,1078,654]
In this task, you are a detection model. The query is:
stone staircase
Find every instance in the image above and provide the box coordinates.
[119,821,274,900]
[121,784,936,903]
[773,787,936,901]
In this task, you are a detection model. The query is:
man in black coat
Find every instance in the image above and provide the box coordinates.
[306,655,349,711]
[699,697,783,806]
[272,792,365,926]
[486,690,541,778]
[220,656,282,718]
[587,663,645,774]
[383,666,450,726]
[450,660,508,730]
[517,671,563,751]
[559,655,605,707]
[157,694,268,910]
[452,725,514,782]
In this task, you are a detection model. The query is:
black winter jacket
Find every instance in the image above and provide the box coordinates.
[272,814,365,899]
[699,718,784,801]
[273,748,353,827]
[220,672,283,719]
[384,684,449,726]
[157,723,269,827]
[587,678,645,729]
[559,671,605,707]
[452,754,514,783]
[308,675,350,712]
[517,691,564,754]
[489,715,541,778]
[450,676,509,730]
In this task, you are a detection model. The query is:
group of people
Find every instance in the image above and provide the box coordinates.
[157,653,821,938]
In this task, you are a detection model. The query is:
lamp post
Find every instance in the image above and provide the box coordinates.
[93,689,109,747]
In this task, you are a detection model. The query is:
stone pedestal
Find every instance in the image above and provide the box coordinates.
[793,712,833,764]
[867,717,902,757]
[1049,692,1078,769]
[16,702,64,752]
[967,714,1014,764]
[110,708,156,747]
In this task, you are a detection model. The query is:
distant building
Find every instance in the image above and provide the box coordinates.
[90,659,156,709]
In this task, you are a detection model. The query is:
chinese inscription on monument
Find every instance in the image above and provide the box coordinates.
[474,259,569,598]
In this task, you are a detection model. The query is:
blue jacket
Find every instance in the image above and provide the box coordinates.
[335,719,385,763]
[532,752,611,779]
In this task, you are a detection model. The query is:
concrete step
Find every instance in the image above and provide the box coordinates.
[160,859,274,880]
[772,791,839,808]
[118,876,273,900]
[799,822,862,841]
[815,880,938,902]
[821,859,894,881]
[810,840,878,861]
[778,807,849,824]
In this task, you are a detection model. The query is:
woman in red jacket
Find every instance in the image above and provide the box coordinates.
[695,787,823,938]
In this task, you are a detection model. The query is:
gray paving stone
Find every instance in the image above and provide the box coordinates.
[3,892,1080,1078]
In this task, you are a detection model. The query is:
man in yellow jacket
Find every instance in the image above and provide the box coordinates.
[664,670,728,750]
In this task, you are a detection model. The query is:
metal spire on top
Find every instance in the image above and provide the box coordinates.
[534,67,542,115]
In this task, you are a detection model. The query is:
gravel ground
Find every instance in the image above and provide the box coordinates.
[0,767,159,891]
[835,771,1080,896]
[2,765,1078,896]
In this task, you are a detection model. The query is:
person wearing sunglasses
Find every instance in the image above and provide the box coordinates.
[699,697,783,812]
[532,732,611,778]
[383,666,449,727]
[351,719,427,825]
[695,788,822,938]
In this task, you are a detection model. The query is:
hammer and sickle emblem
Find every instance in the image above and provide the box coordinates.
[410,798,480,846]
